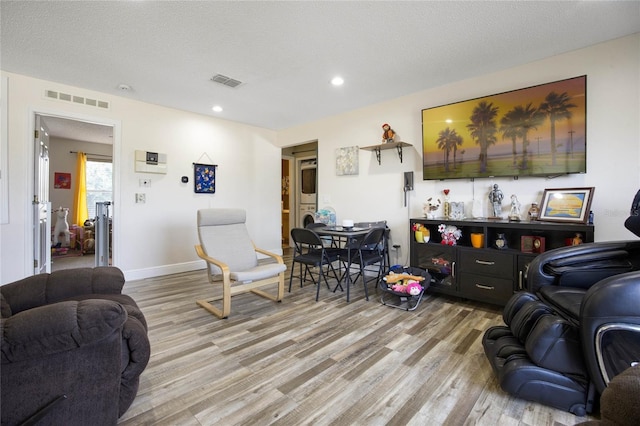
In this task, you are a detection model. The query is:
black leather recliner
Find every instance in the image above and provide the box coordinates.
[482,194,640,416]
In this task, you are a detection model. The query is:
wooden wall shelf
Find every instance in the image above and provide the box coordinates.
[360,141,412,164]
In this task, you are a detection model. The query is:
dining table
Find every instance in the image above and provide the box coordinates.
[314,225,370,302]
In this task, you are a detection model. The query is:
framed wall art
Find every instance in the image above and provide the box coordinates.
[54,172,71,189]
[336,146,359,176]
[193,163,216,194]
[538,187,594,223]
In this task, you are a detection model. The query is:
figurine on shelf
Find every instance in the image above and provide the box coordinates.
[488,184,504,218]
[423,197,441,219]
[494,233,508,250]
[572,233,583,246]
[381,123,396,143]
[509,194,521,222]
[528,203,540,221]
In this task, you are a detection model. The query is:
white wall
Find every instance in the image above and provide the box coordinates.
[2,34,638,283]
[0,72,280,284]
[277,34,640,265]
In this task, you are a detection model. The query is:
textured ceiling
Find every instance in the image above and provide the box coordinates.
[2,1,639,143]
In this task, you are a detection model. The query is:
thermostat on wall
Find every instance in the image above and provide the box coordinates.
[135,150,167,174]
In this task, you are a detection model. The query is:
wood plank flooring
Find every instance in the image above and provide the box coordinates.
[118,250,595,425]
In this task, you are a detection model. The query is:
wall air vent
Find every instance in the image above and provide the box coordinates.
[210,74,242,88]
[44,89,110,110]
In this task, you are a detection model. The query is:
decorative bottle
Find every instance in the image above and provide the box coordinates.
[443,189,451,219]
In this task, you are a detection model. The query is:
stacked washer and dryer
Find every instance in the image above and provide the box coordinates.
[298,157,317,227]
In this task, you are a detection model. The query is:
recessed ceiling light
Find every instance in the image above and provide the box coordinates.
[212,105,223,112]
[331,76,344,86]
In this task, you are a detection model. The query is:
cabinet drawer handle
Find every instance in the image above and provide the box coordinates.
[475,260,495,266]
[475,284,495,291]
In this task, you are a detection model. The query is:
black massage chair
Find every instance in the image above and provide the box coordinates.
[482,191,640,416]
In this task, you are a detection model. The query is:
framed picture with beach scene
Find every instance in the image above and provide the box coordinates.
[538,187,594,224]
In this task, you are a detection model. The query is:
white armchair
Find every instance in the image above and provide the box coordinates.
[195,209,286,319]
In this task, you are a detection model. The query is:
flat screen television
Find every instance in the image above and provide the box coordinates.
[422,75,586,180]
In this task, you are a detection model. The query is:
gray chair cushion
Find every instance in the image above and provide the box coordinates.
[197,209,258,274]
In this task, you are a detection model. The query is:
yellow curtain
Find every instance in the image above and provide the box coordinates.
[73,152,88,226]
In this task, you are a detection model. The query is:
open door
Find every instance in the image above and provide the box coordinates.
[33,115,51,274]
[33,114,115,272]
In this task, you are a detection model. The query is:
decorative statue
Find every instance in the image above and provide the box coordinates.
[423,197,441,219]
[488,184,504,218]
[53,207,70,247]
[381,123,395,143]
[509,194,521,221]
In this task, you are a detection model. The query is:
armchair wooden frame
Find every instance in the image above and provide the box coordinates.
[194,243,285,319]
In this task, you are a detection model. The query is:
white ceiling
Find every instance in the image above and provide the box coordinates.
[2,1,639,144]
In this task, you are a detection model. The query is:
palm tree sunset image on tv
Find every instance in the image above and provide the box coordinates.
[422,75,586,180]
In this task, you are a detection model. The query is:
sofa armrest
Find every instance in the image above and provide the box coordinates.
[117,315,151,416]
[1,267,125,314]
[1,299,127,363]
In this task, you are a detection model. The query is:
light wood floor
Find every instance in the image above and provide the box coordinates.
[118,250,595,425]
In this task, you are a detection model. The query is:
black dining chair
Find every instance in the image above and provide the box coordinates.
[306,222,341,249]
[340,227,386,301]
[289,228,342,301]
[305,222,342,274]
[354,221,391,271]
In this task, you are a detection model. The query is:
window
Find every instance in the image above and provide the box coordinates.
[86,160,112,218]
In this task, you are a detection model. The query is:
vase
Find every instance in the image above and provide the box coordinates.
[471,233,484,248]
[443,189,451,219]
[415,231,424,243]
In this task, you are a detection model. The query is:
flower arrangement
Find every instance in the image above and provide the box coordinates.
[438,223,462,246]
[412,223,427,232]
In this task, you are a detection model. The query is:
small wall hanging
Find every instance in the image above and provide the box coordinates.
[336,146,359,176]
[194,163,216,193]
[54,172,71,189]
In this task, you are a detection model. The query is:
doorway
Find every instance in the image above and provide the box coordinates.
[281,141,318,248]
[33,114,115,272]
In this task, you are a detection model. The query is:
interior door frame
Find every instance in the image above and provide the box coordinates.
[27,107,121,276]
[33,114,51,274]
[282,154,295,247]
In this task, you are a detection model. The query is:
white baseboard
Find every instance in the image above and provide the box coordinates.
[123,260,204,281]
[122,246,284,281]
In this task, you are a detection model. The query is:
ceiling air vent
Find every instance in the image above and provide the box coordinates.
[44,89,110,110]
[210,74,242,88]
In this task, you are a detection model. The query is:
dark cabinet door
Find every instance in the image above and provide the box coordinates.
[412,243,457,295]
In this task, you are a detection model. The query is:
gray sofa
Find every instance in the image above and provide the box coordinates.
[1,267,150,426]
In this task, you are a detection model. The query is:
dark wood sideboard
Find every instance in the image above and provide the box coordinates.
[409,218,594,306]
